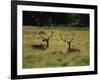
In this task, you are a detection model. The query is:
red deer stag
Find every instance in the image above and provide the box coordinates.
[31,31,53,49]
[60,32,80,53]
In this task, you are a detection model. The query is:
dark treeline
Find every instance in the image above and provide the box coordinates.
[23,11,89,27]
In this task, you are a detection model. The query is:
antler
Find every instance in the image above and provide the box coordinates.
[47,31,53,39]
[60,32,68,42]
[69,33,75,42]
[60,32,75,42]
[39,33,46,40]
[39,31,53,40]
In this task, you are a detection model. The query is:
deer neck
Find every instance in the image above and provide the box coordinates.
[68,42,71,50]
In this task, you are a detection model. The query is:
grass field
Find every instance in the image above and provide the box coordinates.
[23,26,89,68]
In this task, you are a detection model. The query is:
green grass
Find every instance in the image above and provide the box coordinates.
[23,26,89,68]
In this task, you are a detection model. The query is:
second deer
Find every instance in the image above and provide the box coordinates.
[60,32,80,53]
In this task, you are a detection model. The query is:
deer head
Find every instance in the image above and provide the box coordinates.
[39,31,53,48]
[60,32,76,53]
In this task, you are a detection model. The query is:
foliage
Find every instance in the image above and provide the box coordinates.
[23,11,89,27]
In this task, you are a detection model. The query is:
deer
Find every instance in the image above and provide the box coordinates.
[60,32,80,53]
[31,31,53,49]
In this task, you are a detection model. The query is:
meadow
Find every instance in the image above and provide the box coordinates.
[23,26,89,68]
